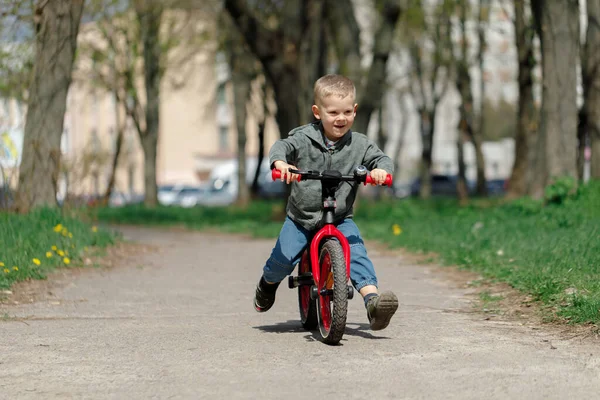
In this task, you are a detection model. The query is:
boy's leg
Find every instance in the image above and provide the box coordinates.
[254,216,310,312]
[336,218,398,331]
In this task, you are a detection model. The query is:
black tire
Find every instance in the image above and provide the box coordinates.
[317,239,348,345]
[298,252,318,330]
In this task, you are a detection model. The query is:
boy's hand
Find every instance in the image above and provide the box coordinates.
[273,160,300,184]
[370,168,388,186]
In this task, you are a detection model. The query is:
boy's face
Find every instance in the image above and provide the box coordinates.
[312,94,358,141]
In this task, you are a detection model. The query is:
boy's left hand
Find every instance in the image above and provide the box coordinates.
[370,168,388,185]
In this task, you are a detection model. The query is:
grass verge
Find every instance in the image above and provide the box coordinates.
[0,208,116,290]
[92,180,600,325]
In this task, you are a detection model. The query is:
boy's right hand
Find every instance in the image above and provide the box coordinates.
[273,160,300,184]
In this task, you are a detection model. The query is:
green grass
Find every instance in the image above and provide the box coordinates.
[0,208,116,290]
[92,180,600,325]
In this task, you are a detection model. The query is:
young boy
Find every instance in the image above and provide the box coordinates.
[253,74,398,331]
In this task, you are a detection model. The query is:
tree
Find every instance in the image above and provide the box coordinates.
[455,0,487,198]
[507,0,537,198]
[16,0,85,212]
[530,0,579,197]
[403,0,451,199]
[79,0,207,206]
[224,0,324,138]
[581,0,600,180]
[225,0,403,138]
[351,0,404,134]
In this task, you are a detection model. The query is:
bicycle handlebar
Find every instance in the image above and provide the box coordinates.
[271,168,393,187]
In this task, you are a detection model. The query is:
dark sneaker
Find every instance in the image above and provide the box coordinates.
[253,277,280,312]
[366,291,398,331]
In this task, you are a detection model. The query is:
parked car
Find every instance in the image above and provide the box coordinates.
[197,158,286,206]
[410,175,462,197]
[410,175,507,197]
[174,185,209,207]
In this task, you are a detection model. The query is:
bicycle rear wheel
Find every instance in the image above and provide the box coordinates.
[298,252,317,330]
[317,239,348,345]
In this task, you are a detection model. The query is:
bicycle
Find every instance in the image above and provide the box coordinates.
[271,166,392,345]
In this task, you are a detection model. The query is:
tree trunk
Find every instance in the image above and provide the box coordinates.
[508,0,536,198]
[392,91,409,178]
[456,1,487,198]
[419,109,435,199]
[530,0,579,197]
[583,0,600,180]
[232,62,252,207]
[456,125,469,205]
[102,94,125,204]
[135,1,163,207]
[252,81,269,195]
[225,0,312,138]
[353,0,403,134]
[16,0,84,212]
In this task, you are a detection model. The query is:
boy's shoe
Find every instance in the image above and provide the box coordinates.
[366,291,398,331]
[253,277,280,312]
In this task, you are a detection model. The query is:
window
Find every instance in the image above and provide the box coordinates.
[219,126,229,151]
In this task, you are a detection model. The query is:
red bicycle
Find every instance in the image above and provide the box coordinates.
[272,166,392,345]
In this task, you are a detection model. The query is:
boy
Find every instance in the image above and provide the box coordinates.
[254,74,398,331]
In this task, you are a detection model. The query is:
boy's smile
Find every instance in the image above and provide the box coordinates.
[312,95,358,142]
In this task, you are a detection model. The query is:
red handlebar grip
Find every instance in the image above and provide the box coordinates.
[271,169,301,182]
[365,174,393,187]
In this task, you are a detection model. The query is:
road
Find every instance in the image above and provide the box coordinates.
[1,226,599,399]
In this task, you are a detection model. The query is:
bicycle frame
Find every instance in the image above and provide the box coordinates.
[309,224,350,287]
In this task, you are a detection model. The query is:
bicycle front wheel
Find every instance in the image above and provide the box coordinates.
[317,239,348,345]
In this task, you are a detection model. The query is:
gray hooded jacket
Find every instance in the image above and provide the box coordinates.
[269,121,394,231]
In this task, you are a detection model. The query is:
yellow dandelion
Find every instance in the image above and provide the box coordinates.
[0,262,4,267]
[3,269,9,273]
[68,232,73,238]
[53,223,63,233]
[392,224,402,236]
[12,267,18,271]
[61,228,68,236]
[46,252,53,258]
[51,245,57,251]
[92,226,98,233]
[63,257,71,265]
[32,258,41,266]
[57,250,65,257]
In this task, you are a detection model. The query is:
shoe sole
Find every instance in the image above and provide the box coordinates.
[254,298,272,313]
[370,291,398,331]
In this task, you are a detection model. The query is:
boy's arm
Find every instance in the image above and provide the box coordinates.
[363,139,394,174]
[268,134,302,169]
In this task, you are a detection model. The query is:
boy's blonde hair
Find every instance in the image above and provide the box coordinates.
[313,74,356,106]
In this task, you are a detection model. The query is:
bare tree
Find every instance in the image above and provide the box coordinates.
[79,0,208,206]
[454,0,487,198]
[225,0,403,138]
[530,0,579,197]
[224,0,324,138]
[404,0,451,199]
[16,0,85,212]
[352,0,404,134]
[507,0,537,198]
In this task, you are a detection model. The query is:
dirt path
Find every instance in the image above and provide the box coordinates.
[1,226,599,399]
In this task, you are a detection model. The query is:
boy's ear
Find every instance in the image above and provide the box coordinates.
[312,105,321,120]
[353,104,358,116]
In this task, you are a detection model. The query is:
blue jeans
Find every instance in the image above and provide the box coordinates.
[263,217,378,291]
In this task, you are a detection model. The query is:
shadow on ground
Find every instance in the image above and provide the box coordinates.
[253,320,392,342]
